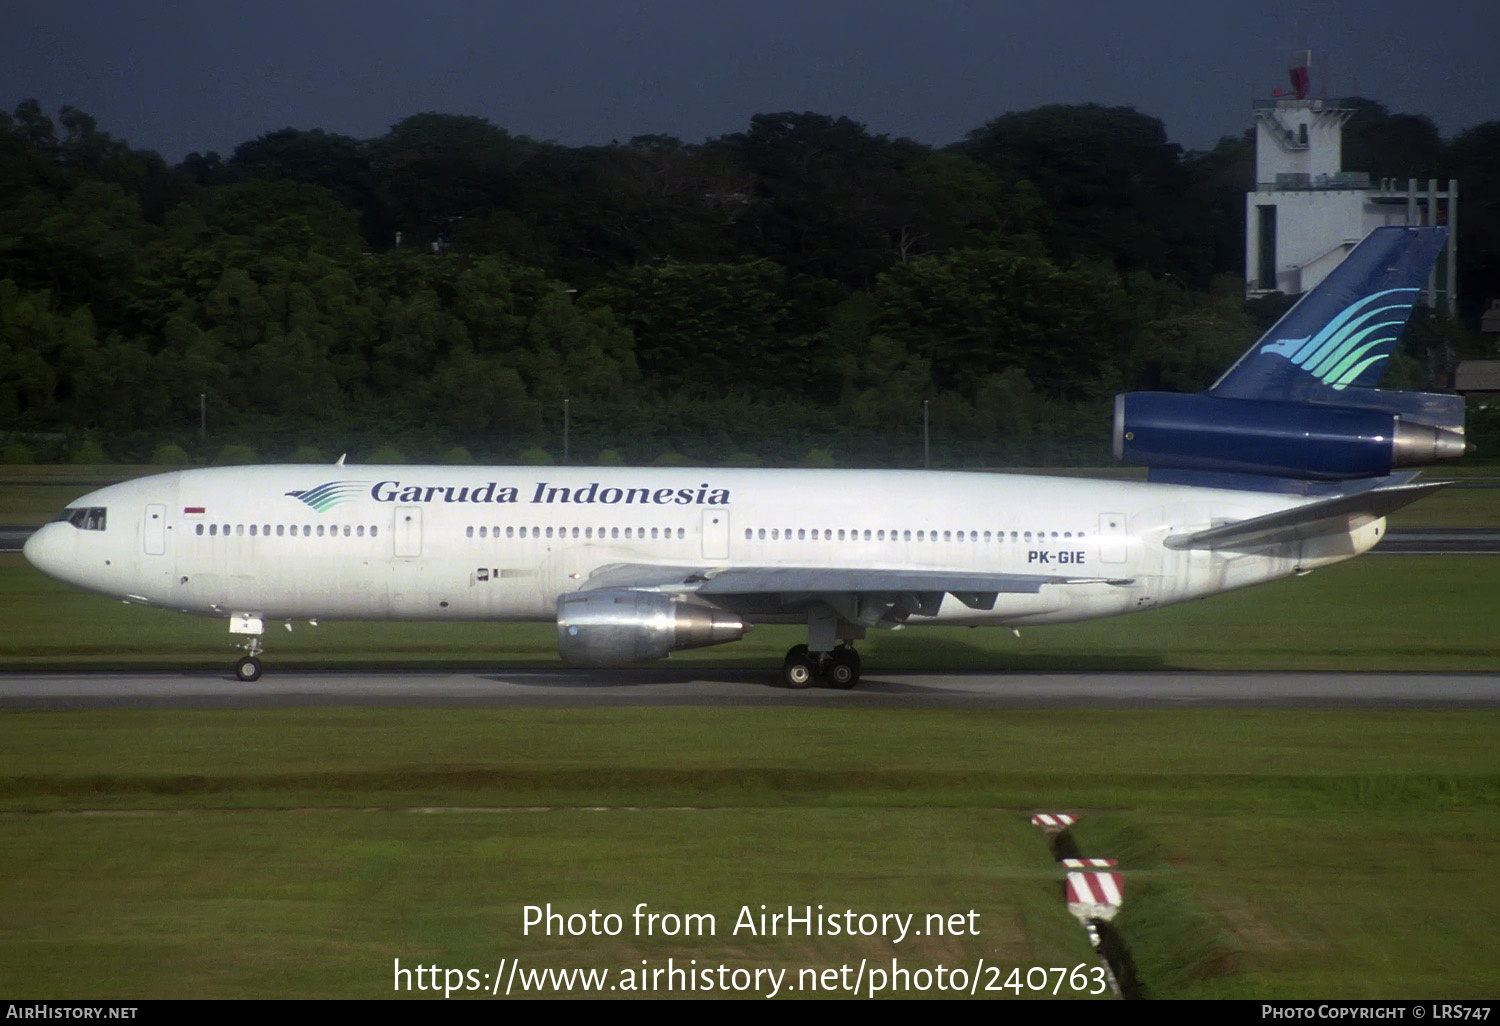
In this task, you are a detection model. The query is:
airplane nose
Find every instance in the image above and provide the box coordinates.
[22,523,68,581]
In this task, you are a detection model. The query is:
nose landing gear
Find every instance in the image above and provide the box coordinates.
[229,613,265,682]
[235,651,263,682]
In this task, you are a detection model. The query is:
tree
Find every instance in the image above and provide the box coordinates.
[585,259,838,395]
[874,247,1133,402]
[1445,121,1500,322]
[227,128,382,242]
[956,104,1197,279]
[1339,98,1443,182]
[721,112,940,285]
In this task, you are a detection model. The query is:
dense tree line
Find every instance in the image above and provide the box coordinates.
[1,98,1495,467]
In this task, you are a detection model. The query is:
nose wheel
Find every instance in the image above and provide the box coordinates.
[230,616,266,682]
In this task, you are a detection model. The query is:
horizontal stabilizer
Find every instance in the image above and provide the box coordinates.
[1164,481,1449,551]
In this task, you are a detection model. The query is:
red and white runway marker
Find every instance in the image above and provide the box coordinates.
[1065,871,1124,924]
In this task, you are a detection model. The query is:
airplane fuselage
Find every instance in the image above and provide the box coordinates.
[23,464,1379,631]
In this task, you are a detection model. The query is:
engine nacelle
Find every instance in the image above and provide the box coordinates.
[556,589,747,665]
[1113,392,1466,480]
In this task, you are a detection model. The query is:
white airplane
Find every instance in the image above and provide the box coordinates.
[24,227,1466,688]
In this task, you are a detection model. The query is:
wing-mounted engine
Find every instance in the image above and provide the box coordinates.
[1113,391,1466,481]
[556,589,746,665]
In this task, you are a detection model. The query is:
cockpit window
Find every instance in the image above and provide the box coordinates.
[54,507,107,531]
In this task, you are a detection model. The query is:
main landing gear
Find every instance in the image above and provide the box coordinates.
[782,643,861,689]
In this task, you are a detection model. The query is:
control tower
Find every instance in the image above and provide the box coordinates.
[1245,50,1456,314]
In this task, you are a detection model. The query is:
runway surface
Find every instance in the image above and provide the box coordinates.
[4,667,1499,709]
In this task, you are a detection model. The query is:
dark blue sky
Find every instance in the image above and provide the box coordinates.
[5,0,1496,162]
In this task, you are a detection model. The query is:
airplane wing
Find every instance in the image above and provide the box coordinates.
[1163,480,1449,551]
[577,563,1128,626]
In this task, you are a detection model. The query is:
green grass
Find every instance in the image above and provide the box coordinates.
[2,708,1498,998]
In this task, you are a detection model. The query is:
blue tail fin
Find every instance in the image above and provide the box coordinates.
[1113,226,1465,492]
[1210,226,1448,402]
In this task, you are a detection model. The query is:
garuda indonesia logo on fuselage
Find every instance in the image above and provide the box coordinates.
[285,481,367,513]
[1257,287,1418,390]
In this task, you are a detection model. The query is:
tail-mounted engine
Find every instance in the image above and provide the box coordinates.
[1114,391,1467,480]
[557,589,746,664]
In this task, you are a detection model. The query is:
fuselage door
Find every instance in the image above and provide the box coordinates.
[1099,511,1128,564]
[144,504,167,555]
[702,508,730,560]
[394,506,422,558]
